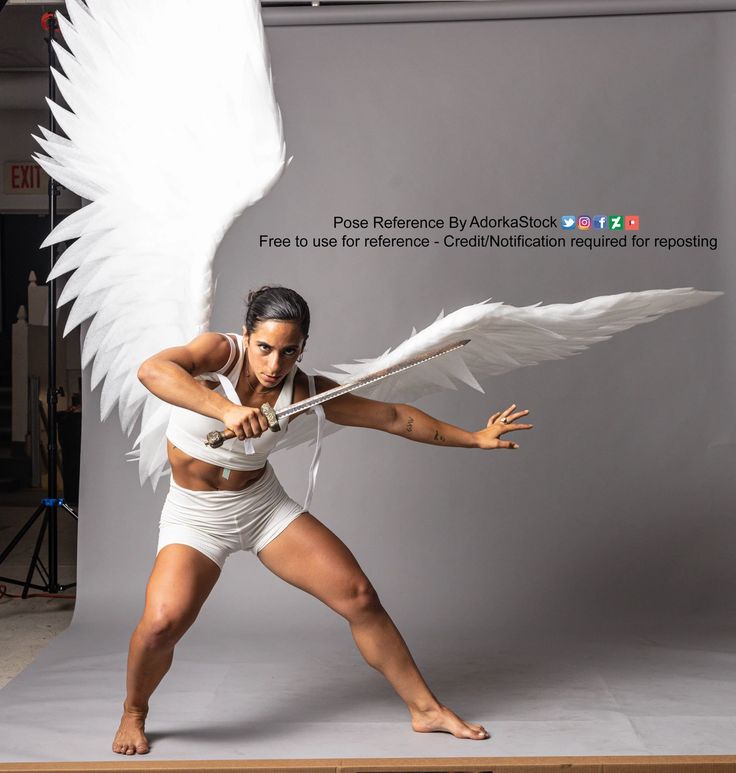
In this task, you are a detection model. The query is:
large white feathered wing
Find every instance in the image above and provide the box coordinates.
[273,288,722,453]
[33,0,288,488]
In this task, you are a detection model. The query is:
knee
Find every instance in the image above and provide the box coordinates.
[337,578,382,623]
[137,610,189,649]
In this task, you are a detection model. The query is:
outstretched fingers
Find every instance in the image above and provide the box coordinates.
[502,420,534,448]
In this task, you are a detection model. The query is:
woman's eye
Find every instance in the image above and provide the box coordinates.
[259,344,270,351]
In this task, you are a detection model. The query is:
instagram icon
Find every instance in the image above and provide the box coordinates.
[577,216,591,230]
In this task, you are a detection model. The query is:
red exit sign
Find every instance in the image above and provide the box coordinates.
[4,161,49,194]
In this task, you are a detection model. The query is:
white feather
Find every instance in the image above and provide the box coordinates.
[35,0,287,488]
[272,288,722,454]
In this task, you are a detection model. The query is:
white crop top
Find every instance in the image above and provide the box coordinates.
[165,333,325,509]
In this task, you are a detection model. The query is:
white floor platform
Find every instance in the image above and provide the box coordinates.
[1,615,736,762]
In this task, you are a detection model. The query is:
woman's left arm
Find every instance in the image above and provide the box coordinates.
[314,376,533,451]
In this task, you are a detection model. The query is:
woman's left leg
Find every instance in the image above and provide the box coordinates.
[257,512,489,740]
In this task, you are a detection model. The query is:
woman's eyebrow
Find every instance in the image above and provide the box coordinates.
[255,340,299,350]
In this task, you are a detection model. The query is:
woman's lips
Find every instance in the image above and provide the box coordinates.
[263,374,280,382]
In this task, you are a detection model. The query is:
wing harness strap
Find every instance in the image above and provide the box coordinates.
[304,373,325,512]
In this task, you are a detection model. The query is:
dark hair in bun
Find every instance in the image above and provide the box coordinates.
[244,286,310,337]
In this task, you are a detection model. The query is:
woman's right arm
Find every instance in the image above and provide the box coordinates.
[137,332,234,420]
[137,333,271,438]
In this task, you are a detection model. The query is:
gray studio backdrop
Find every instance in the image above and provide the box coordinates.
[71,7,734,648]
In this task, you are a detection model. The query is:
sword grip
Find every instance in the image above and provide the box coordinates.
[204,404,279,448]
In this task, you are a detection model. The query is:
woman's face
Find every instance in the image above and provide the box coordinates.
[243,319,306,387]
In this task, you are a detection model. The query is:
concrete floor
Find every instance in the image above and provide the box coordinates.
[0,487,77,690]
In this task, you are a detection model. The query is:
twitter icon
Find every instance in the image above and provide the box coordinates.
[561,215,576,230]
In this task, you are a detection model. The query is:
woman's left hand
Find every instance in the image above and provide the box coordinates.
[474,404,533,450]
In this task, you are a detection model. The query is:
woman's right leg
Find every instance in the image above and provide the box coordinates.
[112,543,222,755]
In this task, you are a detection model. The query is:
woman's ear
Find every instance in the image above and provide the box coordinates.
[298,335,308,362]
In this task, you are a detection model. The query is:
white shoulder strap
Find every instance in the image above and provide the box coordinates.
[304,373,325,511]
[214,333,238,375]
[195,333,239,382]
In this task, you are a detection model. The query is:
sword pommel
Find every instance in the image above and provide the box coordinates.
[205,430,226,448]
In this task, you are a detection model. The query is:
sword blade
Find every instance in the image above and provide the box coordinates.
[276,338,470,419]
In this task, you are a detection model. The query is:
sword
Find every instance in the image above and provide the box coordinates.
[203,338,470,448]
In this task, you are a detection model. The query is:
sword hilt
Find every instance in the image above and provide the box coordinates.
[203,403,280,448]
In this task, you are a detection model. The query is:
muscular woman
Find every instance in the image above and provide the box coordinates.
[112,285,533,754]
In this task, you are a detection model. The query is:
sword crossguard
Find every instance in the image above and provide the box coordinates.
[260,402,280,431]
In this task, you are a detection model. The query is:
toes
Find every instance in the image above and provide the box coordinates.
[460,722,490,739]
[113,727,149,755]
[465,728,488,739]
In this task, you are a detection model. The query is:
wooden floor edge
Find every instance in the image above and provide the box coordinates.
[1,753,736,772]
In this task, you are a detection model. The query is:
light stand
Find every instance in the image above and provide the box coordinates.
[0,11,78,598]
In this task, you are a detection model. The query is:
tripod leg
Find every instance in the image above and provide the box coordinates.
[0,503,46,565]
[23,508,49,599]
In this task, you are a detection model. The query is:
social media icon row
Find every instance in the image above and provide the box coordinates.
[561,215,639,231]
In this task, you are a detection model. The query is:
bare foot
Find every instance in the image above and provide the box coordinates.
[112,707,150,755]
[411,703,490,740]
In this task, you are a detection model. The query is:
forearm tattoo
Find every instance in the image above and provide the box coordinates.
[433,429,446,443]
[406,416,414,433]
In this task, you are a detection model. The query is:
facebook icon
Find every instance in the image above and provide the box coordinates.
[593,215,608,229]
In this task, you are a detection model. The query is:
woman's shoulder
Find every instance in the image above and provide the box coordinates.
[292,368,310,403]
[147,330,235,372]
[292,369,340,401]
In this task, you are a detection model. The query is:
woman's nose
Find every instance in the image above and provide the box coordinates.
[269,354,283,373]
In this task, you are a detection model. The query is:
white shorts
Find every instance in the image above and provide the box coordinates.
[156,462,306,570]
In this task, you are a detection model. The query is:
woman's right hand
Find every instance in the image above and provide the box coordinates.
[221,404,270,440]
